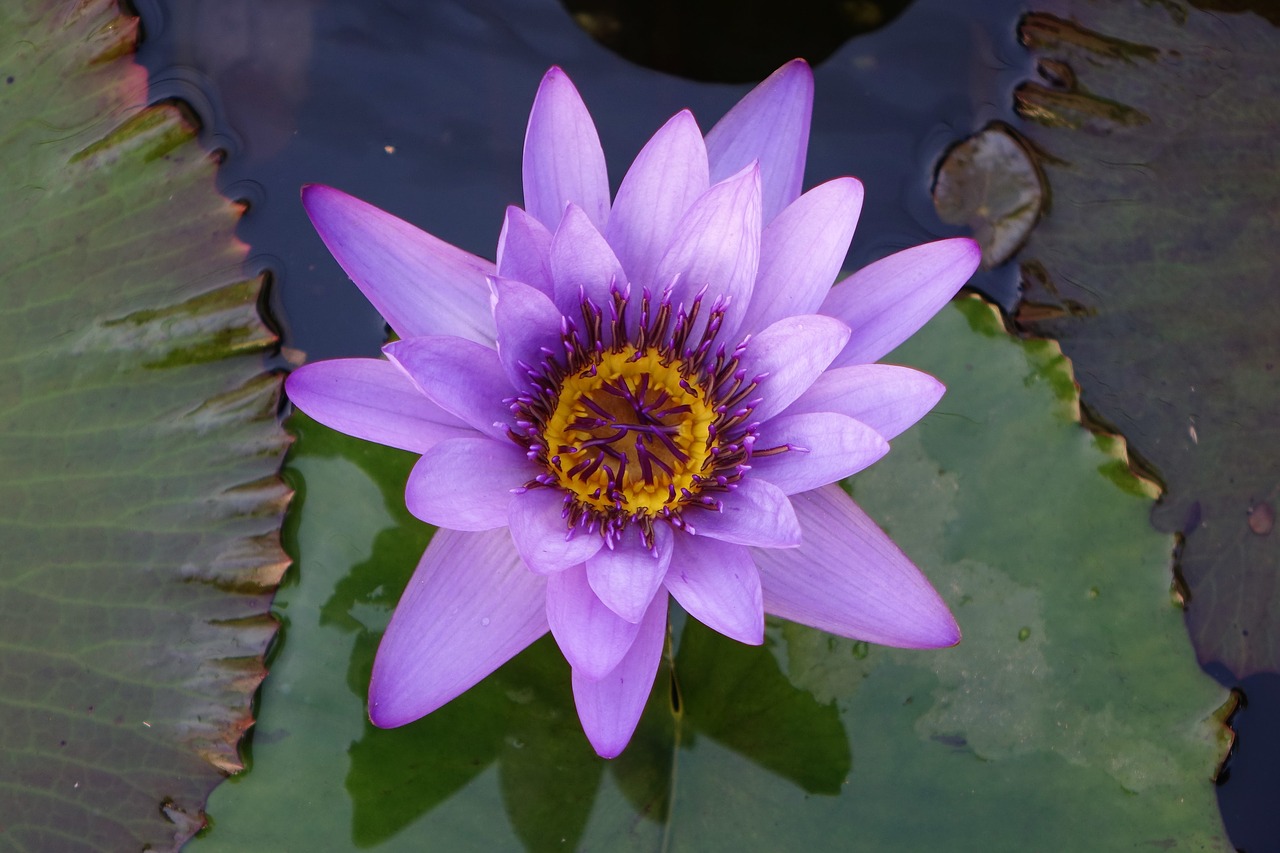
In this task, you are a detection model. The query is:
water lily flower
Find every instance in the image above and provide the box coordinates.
[287,60,980,758]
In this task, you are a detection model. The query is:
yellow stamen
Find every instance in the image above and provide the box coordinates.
[542,347,717,515]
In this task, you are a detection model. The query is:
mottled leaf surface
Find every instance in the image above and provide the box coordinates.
[193,301,1229,851]
[988,1,1280,677]
[0,1,288,849]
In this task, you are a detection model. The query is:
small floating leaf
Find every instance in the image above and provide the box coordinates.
[934,124,1045,269]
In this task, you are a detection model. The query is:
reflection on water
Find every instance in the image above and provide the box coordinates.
[560,0,914,82]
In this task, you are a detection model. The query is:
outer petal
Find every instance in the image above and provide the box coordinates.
[406,437,531,530]
[586,525,673,624]
[523,67,609,231]
[705,58,813,225]
[302,185,496,344]
[572,592,668,758]
[285,358,471,454]
[550,203,627,317]
[546,564,643,680]
[491,276,564,390]
[653,163,762,340]
[752,412,889,495]
[786,364,945,441]
[605,110,710,291]
[496,206,554,296]
[823,238,981,367]
[691,477,801,548]
[385,336,513,441]
[741,177,864,332]
[756,484,960,648]
[508,488,604,574]
[665,535,763,644]
[369,527,548,727]
[736,314,851,423]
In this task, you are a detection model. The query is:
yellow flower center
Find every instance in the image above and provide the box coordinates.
[541,347,717,516]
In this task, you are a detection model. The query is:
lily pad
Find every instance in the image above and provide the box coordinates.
[0,0,288,848]
[967,1,1280,679]
[193,299,1230,851]
[933,123,1045,269]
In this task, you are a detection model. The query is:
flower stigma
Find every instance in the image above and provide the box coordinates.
[509,286,770,546]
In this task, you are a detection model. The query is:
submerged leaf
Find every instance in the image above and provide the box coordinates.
[0,0,287,848]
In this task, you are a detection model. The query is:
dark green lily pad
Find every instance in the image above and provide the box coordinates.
[957,0,1280,678]
[0,1,288,848]
[193,299,1230,851]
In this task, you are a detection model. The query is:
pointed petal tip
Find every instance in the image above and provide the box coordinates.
[766,57,814,89]
[586,728,626,759]
[299,182,337,217]
[913,612,962,649]
[952,236,983,270]
[367,698,411,730]
[833,174,865,203]
[299,182,353,215]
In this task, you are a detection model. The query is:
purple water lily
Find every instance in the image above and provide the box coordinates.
[287,60,980,758]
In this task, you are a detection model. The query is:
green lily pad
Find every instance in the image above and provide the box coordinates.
[193,299,1230,851]
[956,1,1280,678]
[0,0,287,848]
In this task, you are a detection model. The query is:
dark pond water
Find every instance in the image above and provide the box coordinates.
[132,0,1024,363]
[129,0,1275,848]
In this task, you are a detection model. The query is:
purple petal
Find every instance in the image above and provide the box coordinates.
[586,525,673,623]
[705,59,813,225]
[406,437,531,530]
[786,364,945,440]
[604,110,709,291]
[691,477,801,548]
[546,564,643,679]
[285,358,472,454]
[665,536,763,644]
[737,314,850,423]
[742,177,864,332]
[369,527,548,727]
[508,488,604,574]
[823,238,982,367]
[523,67,609,232]
[496,206,554,296]
[301,184,496,344]
[550,203,627,317]
[384,336,512,441]
[756,484,960,648]
[572,592,668,758]
[653,163,762,339]
[491,276,564,390]
[752,412,889,495]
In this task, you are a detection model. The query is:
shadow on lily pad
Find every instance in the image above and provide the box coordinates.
[338,612,852,849]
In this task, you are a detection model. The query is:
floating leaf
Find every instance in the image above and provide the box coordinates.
[934,123,1045,269]
[0,0,288,848]
[193,300,1229,851]
[973,0,1280,678]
